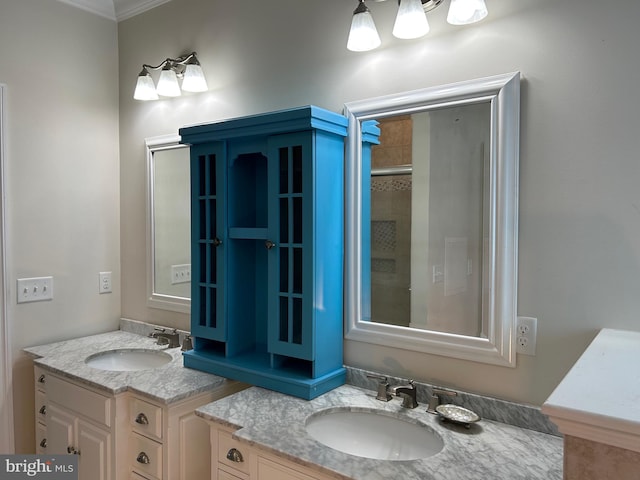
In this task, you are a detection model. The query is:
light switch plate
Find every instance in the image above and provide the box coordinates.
[171,264,191,285]
[17,277,54,303]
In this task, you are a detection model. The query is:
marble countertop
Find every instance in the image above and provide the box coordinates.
[24,330,231,404]
[197,385,563,480]
[542,328,640,453]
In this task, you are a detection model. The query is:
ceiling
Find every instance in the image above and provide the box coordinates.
[57,0,171,22]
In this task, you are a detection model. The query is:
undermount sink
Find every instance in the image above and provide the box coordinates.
[85,349,172,371]
[305,409,443,461]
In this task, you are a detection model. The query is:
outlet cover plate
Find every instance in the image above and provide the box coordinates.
[516,316,537,356]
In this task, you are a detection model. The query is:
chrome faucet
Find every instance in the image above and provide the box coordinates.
[390,380,419,409]
[149,328,180,348]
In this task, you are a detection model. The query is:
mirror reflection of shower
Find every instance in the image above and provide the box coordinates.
[369,104,490,338]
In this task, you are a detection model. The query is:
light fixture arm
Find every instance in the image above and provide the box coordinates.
[141,52,200,78]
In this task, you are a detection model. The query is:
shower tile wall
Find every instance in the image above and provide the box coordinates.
[370,116,412,327]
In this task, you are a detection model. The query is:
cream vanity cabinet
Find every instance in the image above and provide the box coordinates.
[34,366,121,480]
[34,366,243,480]
[211,424,335,480]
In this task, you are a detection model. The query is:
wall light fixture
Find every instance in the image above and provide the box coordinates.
[134,52,208,101]
[347,0,488,52]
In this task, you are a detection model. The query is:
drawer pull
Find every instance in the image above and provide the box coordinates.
[135,413,149,425]
[136,452,150,465]
[226,448,244,463]
[67,446,80,455]
[40,438,47,448]
[39,405,46,415]
[38,374,46,384]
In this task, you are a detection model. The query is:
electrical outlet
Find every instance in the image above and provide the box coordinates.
[17,277,54,303]
[171,264,191,285]
[99,272,112,294]
[516,316,537,356]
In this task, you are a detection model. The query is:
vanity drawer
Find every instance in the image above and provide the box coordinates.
[35,422,47,454]
[218,467,248,480]
[218,430,250,475]
[130,397,162,440]
[34,367,47,392]
[130,433,163,480]
[46,374,112,427]
[35,389,47,421]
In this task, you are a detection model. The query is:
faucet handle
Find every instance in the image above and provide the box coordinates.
[366,375,392,402]
[427,387,457,414]
[181,335,193,352]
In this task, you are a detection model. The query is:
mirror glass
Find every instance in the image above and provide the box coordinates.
[146,135,191,313]
[344,73,520,367]
[366,103,490,337]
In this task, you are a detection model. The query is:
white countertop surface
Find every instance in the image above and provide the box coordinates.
[542,328,640,452]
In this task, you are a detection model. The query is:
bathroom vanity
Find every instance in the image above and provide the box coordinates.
[197,384,563,480]
[26,330,245,480]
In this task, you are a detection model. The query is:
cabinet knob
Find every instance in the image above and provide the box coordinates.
[39,406,46,415]
[213,237,222,247]
[265,240,276,250]
[136,452,150,465]
[67,446,80,455]
[226,448,244,463]
[135,413,149,425]
[38,374,46,384]
[40,438,47,448]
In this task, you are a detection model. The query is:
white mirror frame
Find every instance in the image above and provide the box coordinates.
[344,72,520,367]
[145,134,191,313]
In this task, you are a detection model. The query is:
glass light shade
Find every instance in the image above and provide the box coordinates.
[133,73,158,101]
[156,68,181,97]
[447,0,488,25]
[393,0,429,39]
[347,9,381,52]
[181,64,208,92]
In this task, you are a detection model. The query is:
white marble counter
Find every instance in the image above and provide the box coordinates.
[24,330,231,404]
[197,385,563,480]
[542,328,640,453]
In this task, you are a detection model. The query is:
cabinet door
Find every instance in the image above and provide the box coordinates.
[191,142,227,341]
[47,403,75,454]
[267,132,314,361]
[77,419,110,480]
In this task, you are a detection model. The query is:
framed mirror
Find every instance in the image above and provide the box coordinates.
[146,135,191,313]
[344,72,520,367]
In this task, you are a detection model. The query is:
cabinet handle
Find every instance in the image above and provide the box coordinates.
[39,406,46,415]
[40,438,47,448]
[67,446,80,455]
[38,374,46,384]
[226,448,244,463]
[213,237,222,247]
[136,452,150,465]
[265,240,276,250]
[135,413,149,425]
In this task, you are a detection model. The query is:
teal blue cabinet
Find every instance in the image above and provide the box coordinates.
[180,107,347,399]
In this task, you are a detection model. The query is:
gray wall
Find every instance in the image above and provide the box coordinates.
[1,0,121,452]
[119,0,640,407]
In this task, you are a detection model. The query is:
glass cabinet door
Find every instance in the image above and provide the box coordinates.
[267,132,313,360]
[190,142,226,341]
